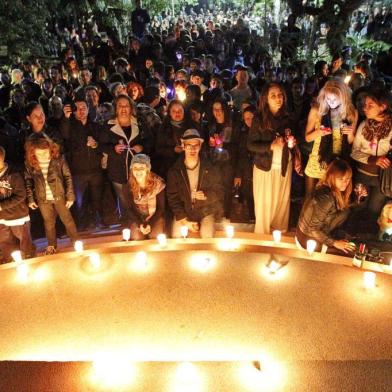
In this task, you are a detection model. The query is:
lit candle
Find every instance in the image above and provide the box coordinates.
[16,262,29,280]
[225,225,234,239]
[74,240,84,252]
[11,250,23,263]
[157,233,167,248]
[306,240,317,256]
[267,260,281,274]
[180,225,188,239]
[363,271,376,289]
[272,230,281,243]
[89,252,101,269]
[122,228,131,241]
[135,251,148,269]
[344,75,351,84]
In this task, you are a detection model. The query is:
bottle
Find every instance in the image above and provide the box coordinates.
[352,243,366,268]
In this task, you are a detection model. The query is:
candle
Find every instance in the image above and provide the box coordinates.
[157,233,167,248]
[122,228,131,241]
[363,271,376,289]
[306,240,317,256]
[225,225,234,239]
[11,250,23,263]
[180,225,188,239]
[89,252,101,269]
[74,240,84,252]
[135,251,148,269]
[267,260,281,274]
[272,230,281,243]
[16,262,29,280]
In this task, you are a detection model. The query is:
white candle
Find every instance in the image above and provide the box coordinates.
[74,240,84,252]
[363,271,376,289]
[11,250,23,263]
[272,230,281,243]
[89,252,101,269]
[306,240,317,256]
[122,228,131,241]
[180,225,188,239]
[268,260,281,273]
[16,262,29,280]
[157,233,167,248]
[225,225,234,239]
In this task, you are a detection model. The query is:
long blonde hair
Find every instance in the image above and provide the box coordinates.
[317,79,355,121]
[318,159,352,210]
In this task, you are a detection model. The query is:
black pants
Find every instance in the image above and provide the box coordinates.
[73,173,103,225]
[38,201,78,247]
[0,222,35,263]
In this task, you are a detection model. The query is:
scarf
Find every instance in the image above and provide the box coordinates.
[362,117,392,142]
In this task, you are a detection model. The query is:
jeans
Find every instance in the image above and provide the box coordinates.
[112,181,129,222]
[73,173,103,225]
[172,214,215,238]
[38,201,78,247]
[0,222,35,263]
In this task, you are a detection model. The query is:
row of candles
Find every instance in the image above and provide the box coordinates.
[9,227,380,289]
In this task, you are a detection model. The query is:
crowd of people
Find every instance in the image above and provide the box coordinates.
[1,3,392,262]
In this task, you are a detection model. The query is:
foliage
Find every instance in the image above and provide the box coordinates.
[346,35,392,59]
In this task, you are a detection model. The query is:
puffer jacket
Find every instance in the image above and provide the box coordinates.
[296,186,349,247]
[25,156,75,204]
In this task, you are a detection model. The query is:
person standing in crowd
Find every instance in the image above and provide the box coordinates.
[208,98,240,219]
[167,129,224,238]
[304,80,358,197]
[155,99,191,179]
[131,0,151,39]
[351,88,392,221]
[125,154,165,240]
[99,94,152,221]
[25,101,63,146]
[248,82,297,234]
[0,146,35,263]
[60,97,104,229]
[296,159,362,254]
[25,137,78,255]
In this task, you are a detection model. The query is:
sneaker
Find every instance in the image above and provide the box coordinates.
[44,246,57,255]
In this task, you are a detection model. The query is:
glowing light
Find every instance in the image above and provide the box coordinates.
[89,252,101,269]
[177,90,186,102]
[16,262,29,282]
[217,239,239,251]
[88,358,137,390]
[238,355,285,391]
[272,230,281,244]
[363,271,376,289]
[11,250,23,263]
[171,362,204,392]
[344,75,351,84]
[157,233,167,248]
[122,228,131,241]
[306,240,317,256]
[133,251,148,271]
[267,260,281,274]
[180,225,189,239]
[190,255,215,273]
[74,240,84,252]
[225,225,235,239]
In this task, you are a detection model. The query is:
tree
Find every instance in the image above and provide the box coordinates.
[287,0,367,55]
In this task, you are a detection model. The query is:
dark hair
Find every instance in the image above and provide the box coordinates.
[314,60,327,75]
[257,82,289,129]
[25,101,41,117]
[364,88,392,117]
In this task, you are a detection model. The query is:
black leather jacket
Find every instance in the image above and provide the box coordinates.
[25,156,75,204]
[296,186,349,247]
